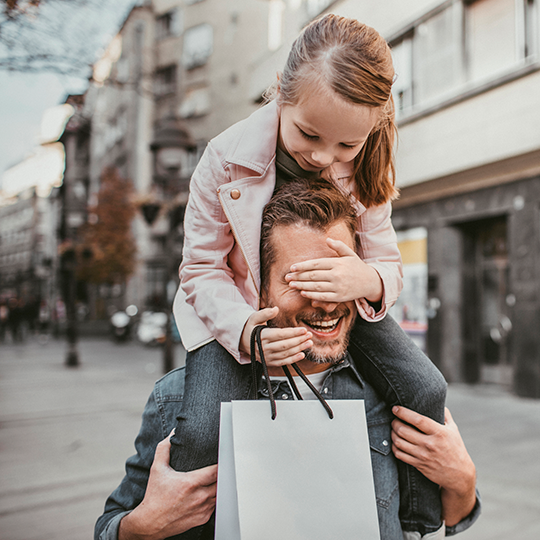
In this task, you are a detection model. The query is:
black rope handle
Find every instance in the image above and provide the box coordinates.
[250,325,334,420]
[282,365,303,400]
[291,363,334,419]
[250,325,276,419]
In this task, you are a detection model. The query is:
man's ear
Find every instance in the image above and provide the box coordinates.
[259,290,268,309]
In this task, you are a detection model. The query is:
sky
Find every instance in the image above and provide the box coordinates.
[0,0,138,185]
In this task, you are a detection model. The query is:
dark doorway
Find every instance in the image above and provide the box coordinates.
[461,216,512,385]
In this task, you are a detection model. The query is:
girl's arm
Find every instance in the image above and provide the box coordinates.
[179,143,312,366]
[179,143,257,362]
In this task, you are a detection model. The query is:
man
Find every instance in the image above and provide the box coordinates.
[95,180,480,540]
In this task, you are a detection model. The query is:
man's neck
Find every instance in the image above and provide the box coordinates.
[267,359,333,377]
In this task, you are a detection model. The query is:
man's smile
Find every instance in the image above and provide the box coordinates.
[298,307,351,339]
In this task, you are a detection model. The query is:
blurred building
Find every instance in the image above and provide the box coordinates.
[385,0,540,399]
[82,3,155,316]
[0,189,51,302]
[315,0,540,397]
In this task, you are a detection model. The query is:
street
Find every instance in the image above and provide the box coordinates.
[1,336,539,540]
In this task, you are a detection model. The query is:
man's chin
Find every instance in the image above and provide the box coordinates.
[304,344,347,365]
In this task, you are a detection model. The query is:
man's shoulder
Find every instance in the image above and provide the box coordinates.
[153,366,186,403]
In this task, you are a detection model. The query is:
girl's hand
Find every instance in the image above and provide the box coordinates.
[285,237,383,303]
[240,307,313,367]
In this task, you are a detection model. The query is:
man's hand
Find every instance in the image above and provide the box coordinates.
[119,432,217,540]
[285,237,383,303]
[391,406,477,527]
[239,307,313,367]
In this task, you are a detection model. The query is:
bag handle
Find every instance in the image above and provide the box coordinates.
[250,325,334,420]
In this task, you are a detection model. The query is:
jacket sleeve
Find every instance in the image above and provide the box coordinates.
[94,389,169,540]
[179,143,257,361]
[355,201,403,322]
[445,489,482,536]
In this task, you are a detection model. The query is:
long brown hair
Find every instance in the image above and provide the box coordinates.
[276,14,399,207]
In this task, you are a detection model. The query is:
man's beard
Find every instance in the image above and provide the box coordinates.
[268,306,355,365]
[303,339,349,365]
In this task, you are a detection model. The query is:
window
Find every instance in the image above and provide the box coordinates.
[268,0,285,51]
[466,0,519,83]
[390,0,539,118]
[182,24,213,69]
[413,4,463,104]
[154,65,177,97]
[179,86,211,118]
[524,0,538,57]
[391,37,413,114]
[146,264,166,306]
[156,9,182,40]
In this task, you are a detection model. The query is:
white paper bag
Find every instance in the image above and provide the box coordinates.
[215,399,380,540]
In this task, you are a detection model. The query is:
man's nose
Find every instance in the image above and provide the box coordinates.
[310,299,339,313]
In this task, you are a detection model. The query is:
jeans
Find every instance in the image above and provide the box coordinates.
[170,315,447,537]
[347,315,447,535]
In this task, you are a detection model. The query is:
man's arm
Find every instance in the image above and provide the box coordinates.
[391,406,477,528]
[119,433,217,540]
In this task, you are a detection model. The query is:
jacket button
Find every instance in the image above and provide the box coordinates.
[230,189,241,200]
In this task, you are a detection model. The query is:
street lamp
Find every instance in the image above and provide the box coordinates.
[142,116,196,374]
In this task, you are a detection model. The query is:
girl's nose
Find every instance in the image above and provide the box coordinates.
[311,150,333,168]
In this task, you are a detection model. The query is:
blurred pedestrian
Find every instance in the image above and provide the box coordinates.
[38,299,51,344]
[8,297,23,342]
[0,300,8,342]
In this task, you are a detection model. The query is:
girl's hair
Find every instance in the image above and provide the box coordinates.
[272,14,399,207]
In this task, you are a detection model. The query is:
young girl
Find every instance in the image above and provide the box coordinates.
[171,14,446,538]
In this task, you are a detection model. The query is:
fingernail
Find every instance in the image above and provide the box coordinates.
[290,265,296,271]
[392,406,399,413]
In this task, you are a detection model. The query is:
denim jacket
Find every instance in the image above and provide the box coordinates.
[95,360,481,540]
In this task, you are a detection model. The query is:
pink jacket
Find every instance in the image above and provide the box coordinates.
[173,101,403,364]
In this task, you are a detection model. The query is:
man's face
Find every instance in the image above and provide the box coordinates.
[261,221,357,373]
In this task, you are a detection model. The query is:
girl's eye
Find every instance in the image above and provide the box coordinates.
[340,142,358,149]
[299,129,318,141]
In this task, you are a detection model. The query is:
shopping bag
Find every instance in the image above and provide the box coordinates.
[214,325,380,540]
[215,399,380,540]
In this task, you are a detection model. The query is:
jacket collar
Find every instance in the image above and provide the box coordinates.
[223,100,280,174]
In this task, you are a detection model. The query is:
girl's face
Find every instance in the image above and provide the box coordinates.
[278,84,379,172]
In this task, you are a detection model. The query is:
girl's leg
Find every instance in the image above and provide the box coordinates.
[169,340,253,472]
[348,314,447,536]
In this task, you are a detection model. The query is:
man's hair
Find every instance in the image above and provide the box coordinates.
[260,177,358,295]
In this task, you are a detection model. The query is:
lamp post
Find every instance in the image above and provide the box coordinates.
[142,116,196,374]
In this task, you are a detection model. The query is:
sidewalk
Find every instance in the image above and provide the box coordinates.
[1,336,539,539]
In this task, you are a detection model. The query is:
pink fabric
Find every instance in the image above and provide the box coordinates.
[173,101,403,364]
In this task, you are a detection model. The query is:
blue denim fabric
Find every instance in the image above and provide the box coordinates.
[347,315,448,535]
[95,359,481,540]
[94,361,481,540]
[170,315,447,536]
[170,341,253,472]
[95,361,407,540]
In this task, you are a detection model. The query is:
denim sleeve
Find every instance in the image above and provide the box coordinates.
[94,389,168,540]
[445,489,482,536]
